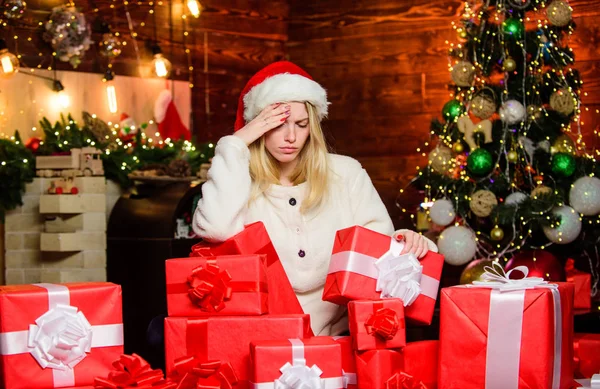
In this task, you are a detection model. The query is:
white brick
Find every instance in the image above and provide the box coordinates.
[39,195,82,214]
[41,251,84,268]
[24,178,43,194]
[74,177,106,193]
[23,269,42,284]
[83,251,107,268]
[41,268,106,283]
[40,232,81,252]
[81,194,106,213]
[22,233,41,249]
[5,269,24,285]
[79,232,106,250]
[5,233,23,250]
[5,250,42,268]
[21,195,40,213]
[4,213,44,232]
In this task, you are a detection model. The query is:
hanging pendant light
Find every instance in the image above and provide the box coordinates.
[151,44,171,78]
[187,0,202,17]
[104,70,118,113]
[52,80,70,109]
[0,39,19,78]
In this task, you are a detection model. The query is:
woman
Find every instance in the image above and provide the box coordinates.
[193,61,437,336]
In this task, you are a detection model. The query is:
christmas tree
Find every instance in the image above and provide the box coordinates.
[410,0,599,290]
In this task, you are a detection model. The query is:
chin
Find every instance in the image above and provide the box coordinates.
[275,153,298,164]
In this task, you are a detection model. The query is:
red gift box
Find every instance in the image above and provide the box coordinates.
[348,299,406,351]
[355,349,404,389]
[250,337,344,389]
[332,336,357,389]
[166,255,269,316]
[164,314,312,389]
[190,222,304,317]
[401,341,438,389]
[439,281,575,389]
[323,225,444,325]
[574,333,600,379]
[0,283,123,389]
[566,259,592,310]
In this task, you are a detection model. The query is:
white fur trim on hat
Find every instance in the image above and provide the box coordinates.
[154,89,172,123]
[243,73,329,123]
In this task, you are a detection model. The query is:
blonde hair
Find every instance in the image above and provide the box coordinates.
[248,101,330,213]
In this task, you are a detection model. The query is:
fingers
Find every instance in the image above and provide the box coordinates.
[415,236,428,259]
[401,232,414,255]
[257,103,291,130]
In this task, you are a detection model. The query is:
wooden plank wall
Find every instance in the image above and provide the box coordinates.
[6,0,289,141]
[287,0,600,229]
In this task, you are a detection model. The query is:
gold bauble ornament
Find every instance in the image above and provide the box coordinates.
[490,226,505,241]
[550,89,576,116]
[429,146,454,174]
[507,150,519,163]
[470,190,498,217]
[452,142,465,154]
[531,185,553,198]
[470,94,496,119]
[547,0,572,27]
[459,259,495,285]
[503,57,517,72]
[458,30,469,40]
[451,61,476,87]
[551,134,576,155]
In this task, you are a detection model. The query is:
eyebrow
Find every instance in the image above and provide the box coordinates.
[295,117,309,123]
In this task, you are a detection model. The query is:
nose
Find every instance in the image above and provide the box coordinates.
[283,123,296,143]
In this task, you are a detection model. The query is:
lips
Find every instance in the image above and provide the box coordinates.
[279,147,297,154]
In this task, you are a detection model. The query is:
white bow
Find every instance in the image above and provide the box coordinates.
[576,374,600,389]
[472,262,550,291]
[374,239,423,306]
[275,357,324,389]
[28,303,93,370]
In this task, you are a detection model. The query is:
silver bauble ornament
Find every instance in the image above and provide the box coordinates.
[569,176,600,216]
[430,199,456,226]
[438,225,477,266]
[505,192,528,206]
[542,205,582,244]
[547,0,572,27]
[451,61,476,87]
[499,100,526,124]
[44,5,92,68]
[2,0,26,19]
[508,0,531,9]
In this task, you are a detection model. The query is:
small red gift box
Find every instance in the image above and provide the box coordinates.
[164,315,312,389]
[348,299,406,351]
[250,337,344,389]
[439,281,575,389]
[0,283,124,389]
[190,222,304,317]
[574,333,600,379]
[323,225,444,325]
[565,259,592,310]
[166,255,269,317]
[355,349,404,389]
[401,341,438,389]
[332,336,357,389]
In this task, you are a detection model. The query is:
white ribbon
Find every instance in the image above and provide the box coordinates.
[576,374,600,389]
[341,370,357,388]
[375,240,423,306]
[469,263,563,389]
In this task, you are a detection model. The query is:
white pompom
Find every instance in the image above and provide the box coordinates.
[542,205,582,244]
[569,176,600,216]
[499,100,526,124]
[429,199,456,226]
[437,225,477,266]
[505,192,528,206]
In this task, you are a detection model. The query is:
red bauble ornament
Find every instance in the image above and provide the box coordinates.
[55,187,63,195]
[505,250,566,282]
[25,137,42,153]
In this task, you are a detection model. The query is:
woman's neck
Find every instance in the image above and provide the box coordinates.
[278,160,297,186]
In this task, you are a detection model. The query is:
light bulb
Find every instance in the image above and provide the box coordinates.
[106,83,118,113]
[0,47,18,78]
[151,53,171,78]
[56,91,70,109]
[187,0,202,17]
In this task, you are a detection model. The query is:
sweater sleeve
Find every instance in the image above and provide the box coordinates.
[192,135,252,242]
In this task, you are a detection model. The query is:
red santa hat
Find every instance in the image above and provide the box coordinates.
[154,89,191,141]
[234,61,329,131]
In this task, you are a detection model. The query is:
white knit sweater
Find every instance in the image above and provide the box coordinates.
[193,135,437,335]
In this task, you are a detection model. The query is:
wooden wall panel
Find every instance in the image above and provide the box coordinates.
[288,0,600,229]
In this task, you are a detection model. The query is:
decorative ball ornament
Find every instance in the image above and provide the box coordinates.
[527,105,543,120]
[469,190,498,217]
[452,142,464,154]
[99,33,122,58]
[490,226,505,241]
[499,100,526,124]
[551,134,576,155]
[503,57,517,72]
[507,150,519,163]
[451,61,476,87]
[470,94,496,119]
[569,176,600,216]
[551,152,576,177]
[542,205,582,244]
[531,185,553,198]
[25,137,41,153]
[458,29,469,40]
[507,0,531,10]
[429,199,456,226]
[467,148,494,176]
[438,225,478,266]
[505,192,528,206]
[43,5,92,68]
[547,0,572,27]
[428,146,453,174]
[2,0,26,19]
[505,250,566,282]
[550,89,576,116]
[442,100,463,122]
[459,259,495,285]
[503,18,524,39]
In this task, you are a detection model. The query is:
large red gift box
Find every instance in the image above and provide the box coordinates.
[164,315,312,389]
[189,222,304,316]
[565,259,592,309]
[401,340,439,389]
[250,337,344,388]
[323,225,444,325]
[0,283,123,389]
[333,336,357,389]
[439,282,575,389]
[355,349,403,389]
[166,255,269,316]
[348,299,406,351]
[574,333,600,379]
